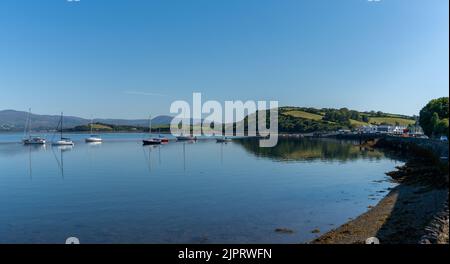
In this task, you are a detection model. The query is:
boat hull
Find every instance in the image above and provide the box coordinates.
[52,140,74,146]
[143,139,162,145]
[85,137,103,143]
[23,138,46,145]
[176,136,197,141]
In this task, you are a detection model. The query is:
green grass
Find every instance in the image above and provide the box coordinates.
[349,119,369,127]
[284,110,323,121]
[369,117,416,126]
[90,124,113,130]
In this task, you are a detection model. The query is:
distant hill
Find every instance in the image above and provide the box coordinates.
[275,107,416,133]
[0,110,174,131]
[280,107,417,127]
[95,115,173,127]
[232,106,417,134]
[68,122,172,133]
[1,107,417,133]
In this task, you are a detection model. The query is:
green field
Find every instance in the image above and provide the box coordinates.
[90,124,113,131]
[282,108,415,128]
[368,117,416,126]
[283,110,324,121]
[349,119,369,127]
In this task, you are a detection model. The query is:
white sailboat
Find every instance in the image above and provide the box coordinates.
[52,112,74,146]
[85,118,102,143]
[22,108,46,145]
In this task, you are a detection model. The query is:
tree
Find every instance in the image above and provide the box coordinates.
[436,118,449,137]
[419,97,449,137]
[361,115,369,122]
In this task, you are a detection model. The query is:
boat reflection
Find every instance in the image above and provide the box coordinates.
[143,145,160,174]
[26,144,46,179]
[52,145,73,178]
[86,141,102,147]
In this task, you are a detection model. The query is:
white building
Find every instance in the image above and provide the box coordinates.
[392,126,407,135]
[376,125,393,134]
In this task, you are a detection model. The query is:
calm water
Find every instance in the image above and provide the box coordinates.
[0,133,401,243]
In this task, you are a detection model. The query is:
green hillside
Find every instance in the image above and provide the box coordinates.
[274,107,416,133]
[368,117,416,126]
[281,107,415,127]
[283,110,323,121]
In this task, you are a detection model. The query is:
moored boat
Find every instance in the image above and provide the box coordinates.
[85,118,103,143]
[22,109,46,145]
[23,137,46,145]
[53,138,75,146]
[142,115,162,145]
[176,134,197,141]
[85,136,103,143]
[143,138,162,145]
[52,113,74,146]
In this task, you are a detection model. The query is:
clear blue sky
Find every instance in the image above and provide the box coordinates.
[0,0,448,119]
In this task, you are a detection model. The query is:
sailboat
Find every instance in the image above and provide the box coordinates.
[176,106,196,141]
[85,118,102,143]
[143,115,162,145]
[22,108,46,145]
[52,112,74,146]
[176,133,197,141]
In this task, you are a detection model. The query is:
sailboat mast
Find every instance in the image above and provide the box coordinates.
[60,112,63,140]
[24,108,31,139]
[149,115,152,135]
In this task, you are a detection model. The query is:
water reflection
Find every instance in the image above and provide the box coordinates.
[26,145,46,179]
[51,145,73,178]
[0,134,402,243]
[0,143,44,157]
[142,145,158,173]
[235,138,386,162]
[86,142,102,148]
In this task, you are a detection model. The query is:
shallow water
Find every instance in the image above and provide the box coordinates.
[0,133,401,243]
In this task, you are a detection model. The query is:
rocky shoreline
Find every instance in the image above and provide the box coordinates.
[312,139,449,244]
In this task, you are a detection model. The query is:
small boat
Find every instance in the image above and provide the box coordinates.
[52,113,74,146]
[216,137,232,143]
[22,109,46,145]
[143,115,161,145]
[176,133,197,141]
[143,138,162,145]
[53,138,75,146]
[85,118,102,143]
[23,137,46,145]
[85,135,103,143]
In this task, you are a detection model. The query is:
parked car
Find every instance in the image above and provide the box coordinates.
[440,136,448,142]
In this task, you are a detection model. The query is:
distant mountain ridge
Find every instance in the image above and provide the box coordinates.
[0,110,173,131]
[1,107,416,132]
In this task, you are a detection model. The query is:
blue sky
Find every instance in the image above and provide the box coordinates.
[0,0,448,119]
